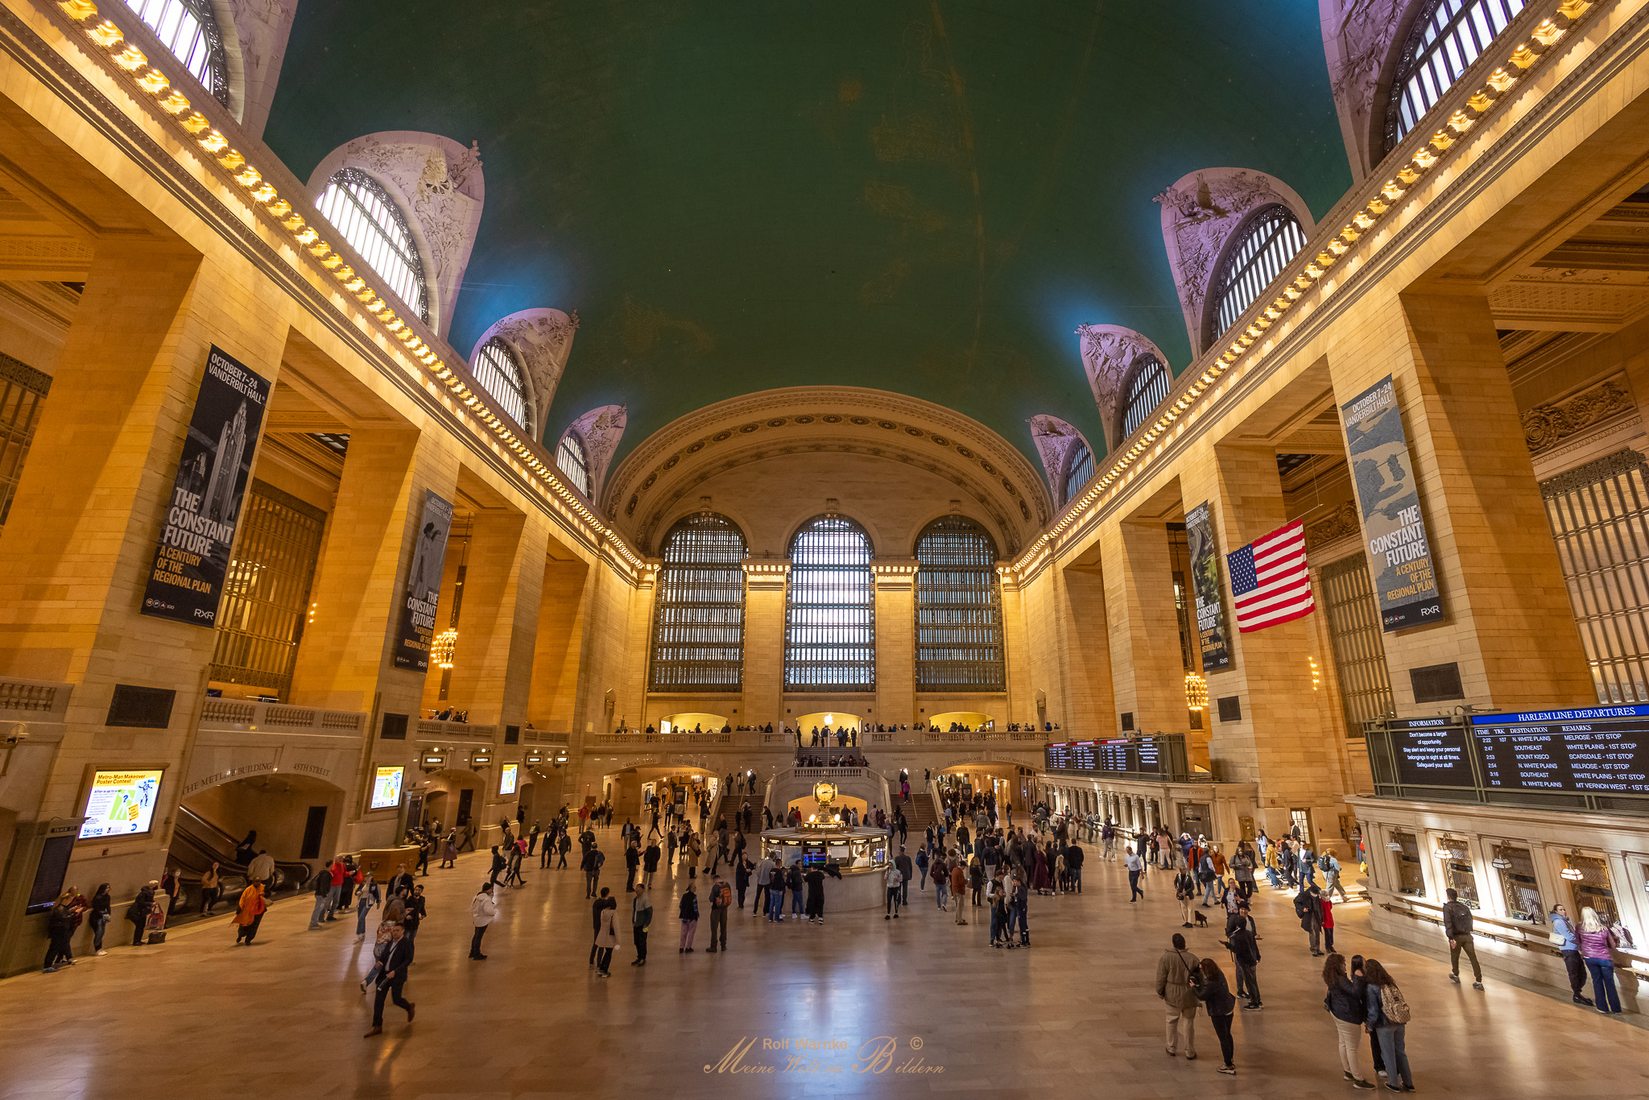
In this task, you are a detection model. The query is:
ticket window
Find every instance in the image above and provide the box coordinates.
[1492,843,1543,923]
[1437,837,1478,909]
[1392,829,1426,897]
[1563,853,1618,924]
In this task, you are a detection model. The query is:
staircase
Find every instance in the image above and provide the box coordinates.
[899,781,938,842]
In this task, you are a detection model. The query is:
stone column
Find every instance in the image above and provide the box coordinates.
[1327,290,1594,709]
[872,559,918,725]
[741,561,789,729]
[446,509,548,727]
[1180,441,1342,838]
[1101,518,1187,735]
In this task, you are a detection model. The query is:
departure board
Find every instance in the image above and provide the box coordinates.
[1388,717,1474,788]
[1044,736,1180,778]
[1096,739,1133,773]
[1471,705,1649,795]
[1135,738,1161,774]
[1045,743,1072,771]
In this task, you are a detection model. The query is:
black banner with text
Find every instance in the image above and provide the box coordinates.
[392,490,453,671]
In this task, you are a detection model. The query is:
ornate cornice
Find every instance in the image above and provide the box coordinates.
[1522,375,1634,455]
[1305,499,1362,550]
[1074,324,1170,441]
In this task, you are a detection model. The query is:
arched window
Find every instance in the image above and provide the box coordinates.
[784,516,875,692]
[649,514,747,691]
[472,338,529,428]
[915,517,1005,692]
[123,0,228,106]
[556,431,591,497]
[1385,0,1527,154]
[316,168,429,322]
[1121,357,1171,439]
[1063,442,1095,506]
[1208,204,1308,345]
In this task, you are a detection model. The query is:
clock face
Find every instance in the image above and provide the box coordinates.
[813,781,838,806]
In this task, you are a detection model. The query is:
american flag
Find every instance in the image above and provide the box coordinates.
[1226,520,1315,633]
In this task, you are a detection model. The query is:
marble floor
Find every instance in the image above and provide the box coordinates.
[2,829,1645,1099]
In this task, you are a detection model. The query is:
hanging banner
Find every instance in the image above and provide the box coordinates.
[140,345,270,627]
[392,490,453,671]
[1185,501,1233,672]
[1340,375,1445,631]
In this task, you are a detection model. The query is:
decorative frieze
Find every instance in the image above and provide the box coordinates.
[1522,376,1633,455]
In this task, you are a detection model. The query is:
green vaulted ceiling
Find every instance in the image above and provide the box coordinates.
[264,1,1351,469]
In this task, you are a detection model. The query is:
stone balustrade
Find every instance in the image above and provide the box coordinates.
[199,698,367,737]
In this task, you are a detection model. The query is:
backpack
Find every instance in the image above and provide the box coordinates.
[1380,983,1412,1025]
[1319,854,1333,872]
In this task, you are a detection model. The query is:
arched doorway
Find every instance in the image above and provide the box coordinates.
[412,768,487,849]
[170,770,346,904]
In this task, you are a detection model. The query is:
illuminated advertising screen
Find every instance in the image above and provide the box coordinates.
[79,769,164,840]
[369,765,405,810]
[499,763,519,797]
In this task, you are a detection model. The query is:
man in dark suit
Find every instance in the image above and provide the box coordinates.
[364,923,415,1037]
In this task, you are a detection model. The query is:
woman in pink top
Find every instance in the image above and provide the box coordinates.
[1577,906,1622,1014]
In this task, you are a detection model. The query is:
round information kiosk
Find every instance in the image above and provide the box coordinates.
[757,781,891,912]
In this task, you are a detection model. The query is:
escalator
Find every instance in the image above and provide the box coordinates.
[170,805,314,899]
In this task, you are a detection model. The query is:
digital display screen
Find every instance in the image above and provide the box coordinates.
[802,842,826,867]
[1045,738,1173,777]
[499,763,519,797]
[369,766,405,810]
[1471,705,1649,795]
[1045,743,1071,770]
[79,769,164,840]
[1388,718,1474,788]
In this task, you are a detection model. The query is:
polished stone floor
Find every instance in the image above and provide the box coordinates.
[3,827,1646,1099]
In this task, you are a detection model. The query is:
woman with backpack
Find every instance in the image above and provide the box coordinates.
[1362,959,1414,1092]
[1190,957,1238,1075]
[1322,953,1376,1090]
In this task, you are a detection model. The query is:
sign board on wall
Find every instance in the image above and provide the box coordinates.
[499,763,519,797]
[369,766,405,810]
[140,346,271,626]
[1339,375,1444,631]
[1185,501,1233,671]
[391,491,453,670]
[79,769,165,839]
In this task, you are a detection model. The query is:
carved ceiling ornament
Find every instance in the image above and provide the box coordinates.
[1154,167,1315,357]
[1319,0,1417,178]
[222,0,300,138]
[470,308,581,436]
[1522,376,1634,455]
[1305,498,1362,550]
[605,387,1052,547]
[1027,415,1092,499]
[306,131,485,338]
[568,403,627,504]
[1074,324,1170,444]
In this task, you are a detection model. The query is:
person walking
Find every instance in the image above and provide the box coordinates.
[678,881,698,953]
[308,866,332,930]
[894,847,913,908]
[951,859,968,926]
[1362,958,1415,1092]
[1322,847,1349,902]
[354,871,381,939]
[804,863,826,924]
[593,906,617,977]
[884,860,903,920]
[469,882,497,960]
[198,862,222,915]
[1222,908,1262,1009]
[753,856,771,917]
[1322,952,1376,1089]
[1548,903,1593,1005]
[1577,906,1623,1013]
[1190,957,1238,1075]
[630,883,652,966]
[589,887,613,966]
[1175,863,1197,928]
[1126,847,1145,902]
[582,841,605,899]
[1155,933,1200,1060]
[42,892,78,972]
[233,880,267,945]
[363,922,415,1038]
[87,883,112,956]
[1441,889,1483,989]
[1296,883,1325,956]
[1321,891,1336,954]
[708,873,731,950]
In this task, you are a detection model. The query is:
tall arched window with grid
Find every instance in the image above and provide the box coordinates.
[1207,204,1308,345]
[914,516,1005,692]
[316,168,429,322]
[556,431,591,497]
[1063,442,1095,506]
[1384,0,1527,155]
[122,0,229,106]
[649,514,747,692]
[1120,357,1171,439]
[784,516,875,692]
[472,338,529,428]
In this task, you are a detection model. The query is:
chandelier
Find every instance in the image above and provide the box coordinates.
[432,628,458,670]
[1184,672,1208,711]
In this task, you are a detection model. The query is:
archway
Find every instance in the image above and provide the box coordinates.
[411,768,487,849]
[171,770,346,905]
[925,710,996,732]
[657,711,728,734]
[602,763,721,820]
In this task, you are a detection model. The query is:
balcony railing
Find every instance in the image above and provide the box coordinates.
[0,678,71,720]
[416,718,498,743]
[200,698,367,736]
